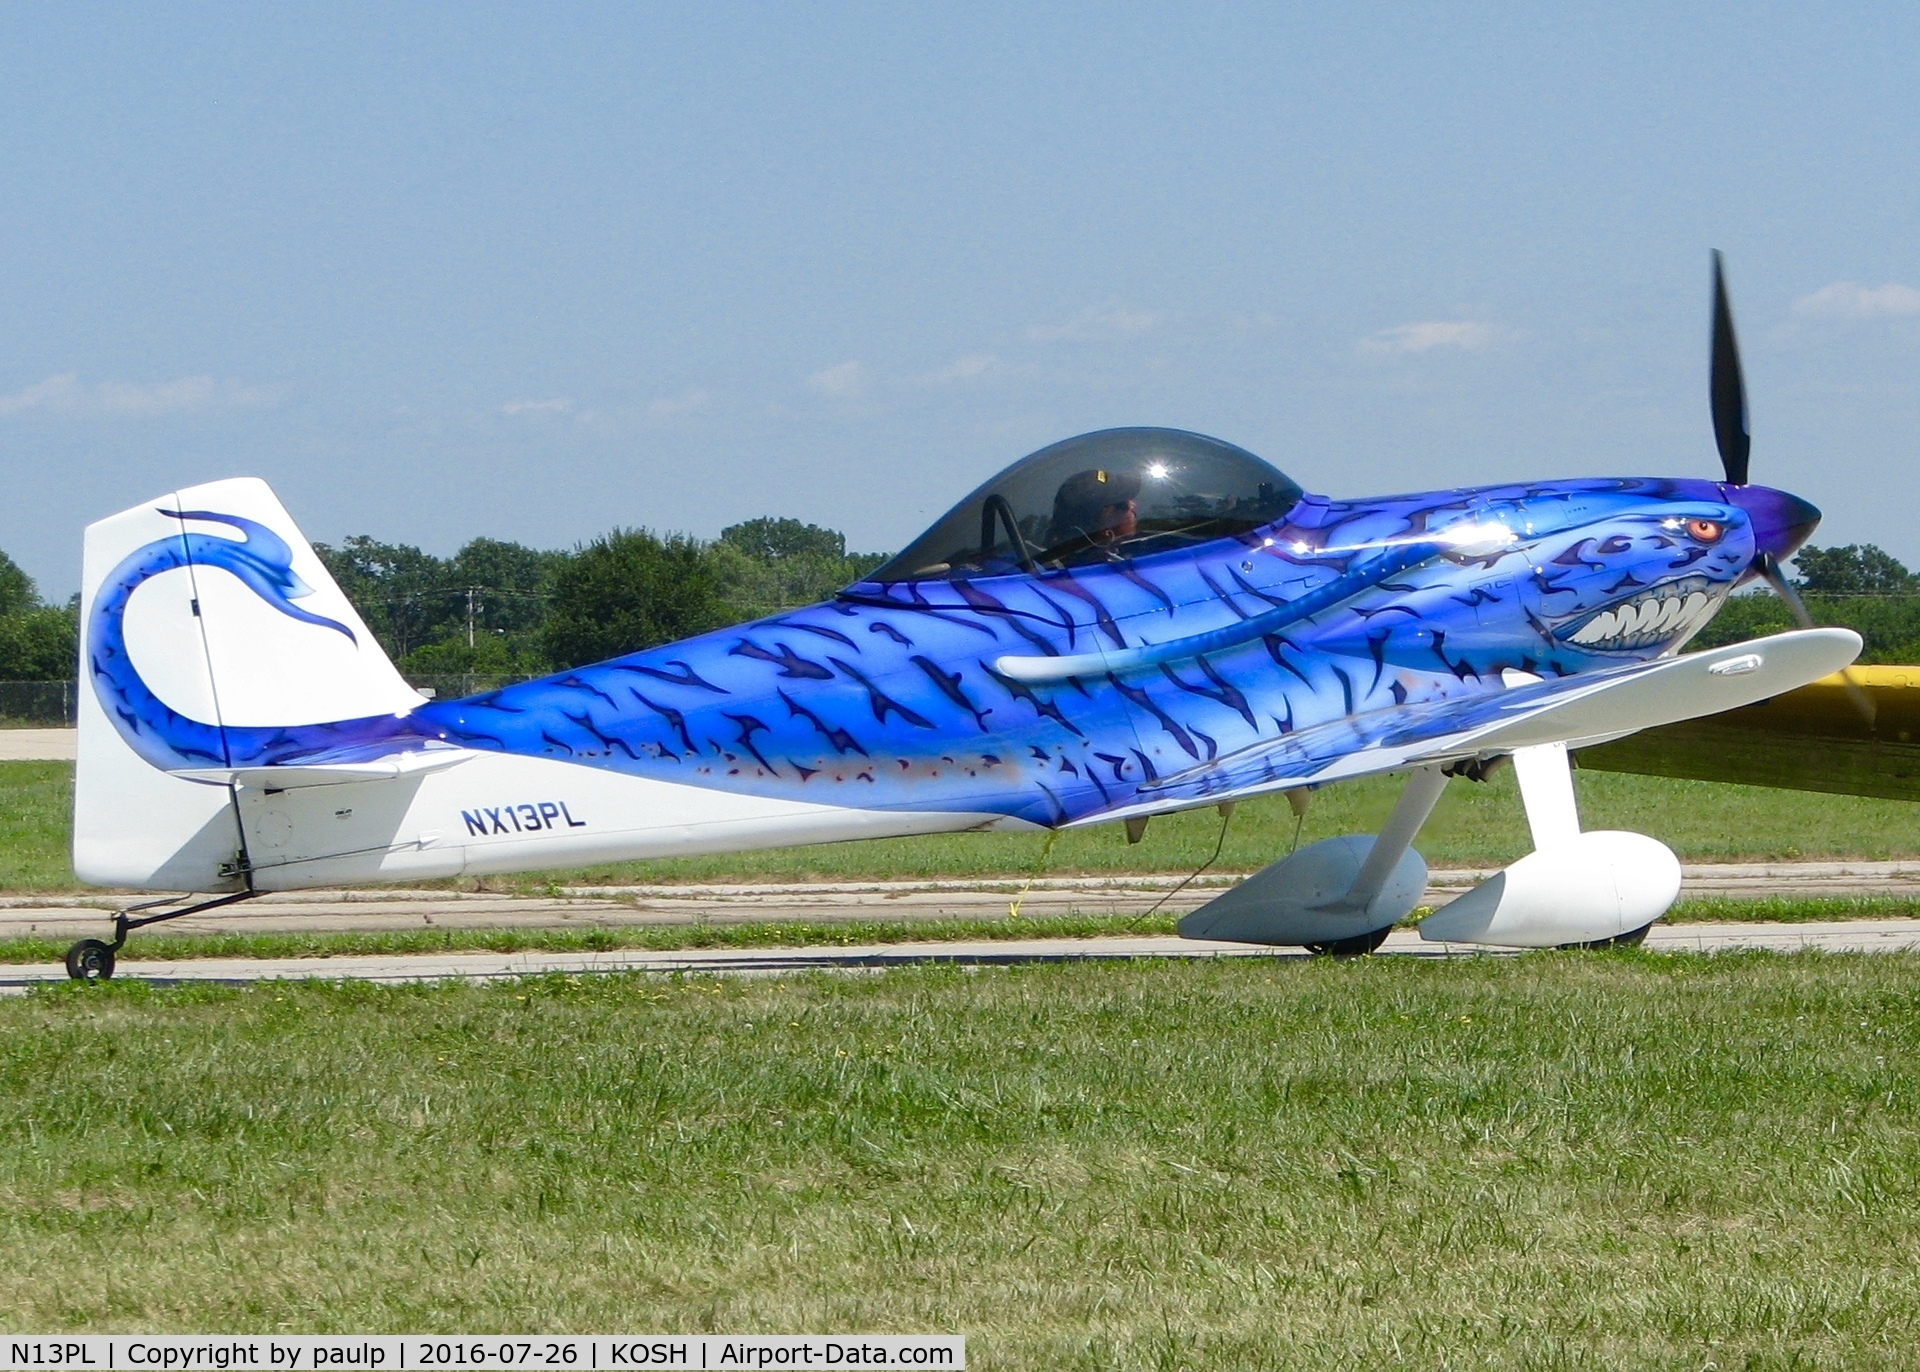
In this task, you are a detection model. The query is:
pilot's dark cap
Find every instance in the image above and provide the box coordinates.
[1053,467,1142,518]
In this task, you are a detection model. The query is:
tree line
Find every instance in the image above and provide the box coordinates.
[0,517,887,683]
[0,553,78,682]
[5,535,1920,683]
[1689,543,1920,660]
[314,516,886,678]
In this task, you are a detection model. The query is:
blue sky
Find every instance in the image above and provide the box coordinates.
[3,3,1917,597]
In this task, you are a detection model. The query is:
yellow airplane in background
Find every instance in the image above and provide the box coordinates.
[1579,666,1920,801]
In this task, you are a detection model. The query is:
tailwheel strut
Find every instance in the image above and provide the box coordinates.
[65,891,257,981]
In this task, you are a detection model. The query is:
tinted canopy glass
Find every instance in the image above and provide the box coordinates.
[869,428,1302,582]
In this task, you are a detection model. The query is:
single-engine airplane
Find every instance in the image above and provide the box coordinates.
[67,256,1861,978]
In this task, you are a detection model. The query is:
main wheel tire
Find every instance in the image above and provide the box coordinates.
[1305,926,1393,958]
[65,939,116,981]
[1561,922,1654,951]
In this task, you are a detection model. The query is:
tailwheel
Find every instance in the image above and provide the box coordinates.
[56,891,259,982]
[1306,926,1393,958]
[65,939,117,982]
[1561,922,1654,951]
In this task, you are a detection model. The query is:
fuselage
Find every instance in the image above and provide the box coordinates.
[392,475,1812,829]
[80,466,1820,893]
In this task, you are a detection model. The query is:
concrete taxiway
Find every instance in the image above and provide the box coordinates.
[5,861,1917,944]
[2,918,1918,992]
[0,728,75,761]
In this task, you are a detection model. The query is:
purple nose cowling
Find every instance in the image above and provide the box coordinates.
[1727,485,1822,564]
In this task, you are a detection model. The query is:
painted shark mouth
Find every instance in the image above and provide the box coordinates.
[1557,576,1726,653]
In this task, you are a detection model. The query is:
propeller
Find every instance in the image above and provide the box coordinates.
[1710,251,1751,487]
[1709,250,1874,723]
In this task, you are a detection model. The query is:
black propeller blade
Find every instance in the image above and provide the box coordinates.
[1710,250,1751,485]
[1708,251,1874,722]
[1755,551,1816,630]
[1756,547,1873,722]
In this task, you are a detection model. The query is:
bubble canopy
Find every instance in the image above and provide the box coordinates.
[868,428,1304,583]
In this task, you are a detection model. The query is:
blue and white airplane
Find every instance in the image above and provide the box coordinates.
[67,257,1858,977]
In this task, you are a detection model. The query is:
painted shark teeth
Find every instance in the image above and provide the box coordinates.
[1562,578,1723,652]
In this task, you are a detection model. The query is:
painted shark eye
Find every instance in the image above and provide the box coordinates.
[1686,519,1724,544]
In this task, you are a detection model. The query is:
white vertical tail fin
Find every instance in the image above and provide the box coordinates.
[74,477,422,891]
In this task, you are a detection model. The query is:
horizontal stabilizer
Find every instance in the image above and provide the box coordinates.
[174,744,478,791]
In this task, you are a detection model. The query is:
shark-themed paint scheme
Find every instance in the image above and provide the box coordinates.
[92,462,1792,823]
[63,258,1865,977]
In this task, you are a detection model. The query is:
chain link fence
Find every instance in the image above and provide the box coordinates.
[0,681,77,726]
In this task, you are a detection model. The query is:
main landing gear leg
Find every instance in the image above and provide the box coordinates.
[1180,766,1447,952]
[1305,765,1450,957]
[64,891,258,981]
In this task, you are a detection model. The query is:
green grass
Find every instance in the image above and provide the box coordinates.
[0,761,71,891]
[1668,895,1920,924]
[10,760,1920,895]
[5,955,1920,1366]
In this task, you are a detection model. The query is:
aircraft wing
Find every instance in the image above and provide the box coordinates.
[1079,628,1861,820]
[1576,662,1920,802]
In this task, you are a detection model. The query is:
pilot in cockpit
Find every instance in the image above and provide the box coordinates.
[1047,467,1142,557]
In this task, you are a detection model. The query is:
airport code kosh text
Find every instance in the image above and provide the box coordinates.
[1,1340,962,1371]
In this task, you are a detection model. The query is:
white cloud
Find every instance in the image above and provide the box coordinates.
[501,397,574,416]
[1791,281,1920,320]
[646,388,712,418]
[1356,320,1507,356]
[0,374,83,415]
[0,372,280,417]
[1027,307,1159,343]
[95,376,274,415]
[917,353,1001,385]
[805,360,869,399]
